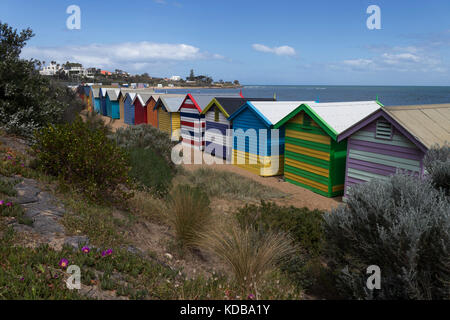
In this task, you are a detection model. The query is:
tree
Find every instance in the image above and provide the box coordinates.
[0,21,80,137]
[189,69,194,80]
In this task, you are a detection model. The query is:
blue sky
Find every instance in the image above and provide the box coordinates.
[1,0,450,85]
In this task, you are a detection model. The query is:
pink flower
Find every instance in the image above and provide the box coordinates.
[0,200,4,206]
[6,202,12,207]
[59,258,69,269]
[102,249,113,257]
[248,293,255,300]
[82,246,90,253]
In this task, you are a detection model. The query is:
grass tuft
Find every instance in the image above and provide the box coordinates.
[165,184,212,249]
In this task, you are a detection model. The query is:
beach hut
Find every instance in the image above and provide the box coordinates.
[93,88,101,113]
[105,89,121,119]
[146,94,162,127]
[201,97,276,159]
[118,89,136,121]
[337,104,450,198]
[274,101,382,197]
[153,95,185,140]
[133,93,153,125]
[99,88,109,116]
[124,92,137,125]
[179,93,242,150]
[228,101,313,176]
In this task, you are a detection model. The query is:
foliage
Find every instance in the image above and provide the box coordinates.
[0,22,83,137]
[324,174,450,300]
[199,222,296,293]
[186,168,286,201]
[235,201,329,294]
[424,143,450,196]
[236,201,324,256]
[0,200,32,226]
[33,117,131,202]
[128,147,175,198]
[165,184,212,249]
[110,124,178,169]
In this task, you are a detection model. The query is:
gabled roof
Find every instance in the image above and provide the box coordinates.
[105,89,121,101]
[384,104,450,149]
[124,92,137,102]
[337,108,428,153]
[181,93,242,113]
[154,97,184,112]
[154,95,186,112]
[201,97,276,118]
[274,101,382,140]
[229,101,314,128]
[133,93,153,106]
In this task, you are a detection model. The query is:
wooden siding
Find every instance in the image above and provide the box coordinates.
[94,98,101,113]
[231,106,285,176]
[233,150,284,176]
[204,105,232,159]
[106,96,113,118]
[171,113,181,140]
[344,116,425,196]
[119,96,125,120]
[158,107,171,134]
[147,98,158,127]
[283,112,346,197]
[134,99,147,124]
[124,95,135,125]
[180,98,205,150]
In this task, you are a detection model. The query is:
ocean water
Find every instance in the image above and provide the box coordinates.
[155,85,450,106]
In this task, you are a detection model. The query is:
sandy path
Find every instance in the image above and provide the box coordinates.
[182,150,342,212]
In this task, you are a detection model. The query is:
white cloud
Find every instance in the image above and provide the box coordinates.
[21,41,224,71]
[339,46,446,73]
[252,44,296,56]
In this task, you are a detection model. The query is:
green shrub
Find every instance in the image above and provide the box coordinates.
[165,184,212,249]
[236,201,324,256]
[33,117,131,202]
[424,143,450,196]
[324,174,450,300]
[128,147,175,197]
[110,124,177,169]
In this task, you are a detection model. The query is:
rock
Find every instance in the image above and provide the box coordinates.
[64,236,90,250]
[32,215,65,235]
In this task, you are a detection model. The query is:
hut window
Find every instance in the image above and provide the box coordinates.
[375,119,393,140]
[215,108,219,122]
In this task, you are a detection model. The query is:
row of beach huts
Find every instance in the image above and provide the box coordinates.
[76,85,450,198]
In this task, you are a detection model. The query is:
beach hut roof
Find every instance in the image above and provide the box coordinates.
[182,93,242,113]
[93,88,100,98]
[133,93,153,106]
[125,92,137,101]
[156,96,186,112]
[274,101,382,140]
[106,89,121,101]
[201,97,277,118]
[229,101,314,127]
[384,104,450,149]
